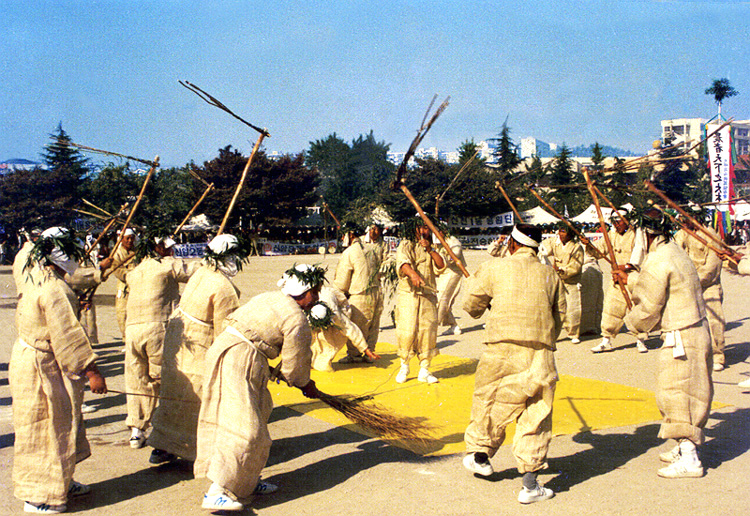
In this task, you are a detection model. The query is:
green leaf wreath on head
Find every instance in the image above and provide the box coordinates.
[284,263,328,290]
[398,214,447,243]
[631,205,674,240]
[133,220,174,264]
[203,234,254,272]
[25,228,86,273]
[307,300,336,330]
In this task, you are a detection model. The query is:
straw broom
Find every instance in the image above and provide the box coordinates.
[271,364,435,443]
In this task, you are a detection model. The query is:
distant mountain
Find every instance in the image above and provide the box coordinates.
[568,144,638,158]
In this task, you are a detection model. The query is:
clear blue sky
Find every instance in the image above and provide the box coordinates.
[1,0,748,168]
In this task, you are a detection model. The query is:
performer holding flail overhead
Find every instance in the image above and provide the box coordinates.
[394,216,445,384]
[10,227,107,514]
[616,208,713,478]
[194,264,325,512]
[124,230,197,449]
[148,234,249,464]
[462,223,564,504]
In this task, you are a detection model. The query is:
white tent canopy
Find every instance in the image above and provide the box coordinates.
[732,200,750,221]
[571,204,613,224]
[519,206,560,225]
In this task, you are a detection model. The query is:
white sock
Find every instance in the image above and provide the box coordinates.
[679,440,700,464]
[419,359,431,371]
[207,482,224,495]
[130,427,143,439]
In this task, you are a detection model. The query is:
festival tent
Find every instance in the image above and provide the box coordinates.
[519,206,560,225]
[732,200,750,221]
[571,204,613,224]
[180,214,217,232]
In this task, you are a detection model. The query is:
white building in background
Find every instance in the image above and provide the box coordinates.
[519,137,557,159]
[661,117,750,156]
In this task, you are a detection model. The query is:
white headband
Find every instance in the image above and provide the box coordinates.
[511,226,539,248]
[41,227,80,275]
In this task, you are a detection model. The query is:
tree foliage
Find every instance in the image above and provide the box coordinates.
[705,78,738,113]
[198,146,319,228]
[306,131,393,222]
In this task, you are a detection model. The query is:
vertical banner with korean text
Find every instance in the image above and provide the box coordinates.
[706,123,735,236]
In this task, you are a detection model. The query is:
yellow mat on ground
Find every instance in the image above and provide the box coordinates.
[269,343,726,456]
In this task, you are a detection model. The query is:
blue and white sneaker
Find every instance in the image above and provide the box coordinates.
[202,492,243,511]
[24,502,67,513]
[67,480,91,497]
[252,481,278,495]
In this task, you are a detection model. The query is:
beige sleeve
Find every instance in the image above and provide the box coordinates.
[42,285,97,375]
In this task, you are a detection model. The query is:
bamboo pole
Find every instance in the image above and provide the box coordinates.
[643,180,739,261]
[218,133,265,235]
[174,183,214,236]
[592,183,632,229]
[109,156,159,259]
[495,182,524,223]
[527,187,612,266]
[583,170,632,309]
[71,142,158,167]
[85,203,129,256]
[398,182,470,278]
[651,204,738,265]
[435,149,480,217]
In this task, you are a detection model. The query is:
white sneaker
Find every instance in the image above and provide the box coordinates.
[202,492,243,511]
[451,325,462,335]
[591,339,612,353]
[659,445,680,463]
[129,428,146,449]
[395,364,409,384]
[252,481,278,495]
[67,480,91,497]
[657,459,704,478]
[418,368,439,384]
[80,403,98,414]
[713,362,724,372]
[738,378,750,388]
[571,337,581,345]
[636,340,648,353]
[24,502,67,514]
[518,485,555,504]
[463,453,493,477]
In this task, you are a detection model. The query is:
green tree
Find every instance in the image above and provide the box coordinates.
[705,78,739,116]
[306,131,393,223]
[82,163,141,216]
[590,142,606,175]
[199,146,319,229]
[490,122,522,180]
[0,125,91,232]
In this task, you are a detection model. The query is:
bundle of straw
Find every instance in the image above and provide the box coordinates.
[316,391,436,444]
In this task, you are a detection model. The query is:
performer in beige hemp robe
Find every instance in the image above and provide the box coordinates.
[124,233,196,448]
[148,234,247,464]
[619,209,712,478]
[112,229,137,339]
[10,227,107,514]
[436,234,466,336]
[585,210,648,353]
[334,224,386,362]
[462,224,564,504]
[194,264,324,512]
[674,222,726,371]
[394,217,445,384]
[309,285,380,371]
[539,224,583,343]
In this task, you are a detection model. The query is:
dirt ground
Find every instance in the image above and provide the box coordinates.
[1,250,749,515]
